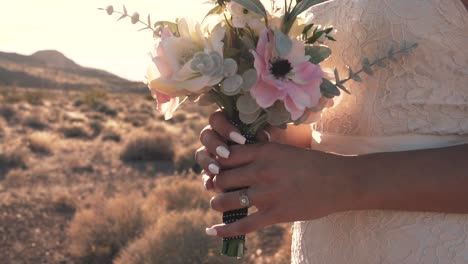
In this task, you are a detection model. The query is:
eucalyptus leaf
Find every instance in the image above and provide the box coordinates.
[304,45,331,64]
[232,0,267,18]
[352,74,362,82]
[154,21,179,36]
[203,5,223,22]
[266,102,291,126]
[237,94,260,114]
[320,78,340,97]
[334,68,340,83]
[239,109,262,125]
[337,83,351,94]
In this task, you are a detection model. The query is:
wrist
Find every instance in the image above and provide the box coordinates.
[333,154,374,212]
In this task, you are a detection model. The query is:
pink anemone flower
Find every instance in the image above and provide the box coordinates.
[250,29,323,120]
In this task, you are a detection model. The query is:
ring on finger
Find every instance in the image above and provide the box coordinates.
[239,188,251,208]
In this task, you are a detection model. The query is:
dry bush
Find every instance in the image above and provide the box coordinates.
[102,127,121,142]
[172,111,188,123]
[115,210,237,264]
[142,177,210,222]
[174,144,201,173]
[0,148,26,177]
[120,133,174,162]
[69,194,144,263]
[23,114,48,130]
[0,104,17,123]
[0,118,6,138]
[92,101,117,117]
[123,113,150,127]
[89,120,103,138]
[51,190,77,215]
[23,90,45,105]
[60,124,91,139]
[27,132,56,154]
[81,88,108,106]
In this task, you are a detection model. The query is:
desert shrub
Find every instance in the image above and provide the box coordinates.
[120,133,174,162]
[27,132,55,154]
[82,88,108,106]
[92,101,117,117]
[0,149,26,178]
[172,112,187,123]
[0,105,16,122]
[115,210,234,264]
[174,144,201,173]
[89,120,103,138]
[102,128,120,142]
[69,194,144,263]
[23,114,48,130]
[51,190,77,215]
[23,90,45,105]
[142,177,210,222]
[123,113,149,127]
[60,124,90,139]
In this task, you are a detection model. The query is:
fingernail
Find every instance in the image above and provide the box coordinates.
[203,182,208,190]
[216,146,230,158]
[205,227,217,236]
[208,164,220,174]
[263,130,271,142]
[229,131,246,145]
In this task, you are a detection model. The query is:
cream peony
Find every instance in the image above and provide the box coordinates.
[147,18,226,119]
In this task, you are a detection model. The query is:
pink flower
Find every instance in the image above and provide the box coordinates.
[250,29,323,120]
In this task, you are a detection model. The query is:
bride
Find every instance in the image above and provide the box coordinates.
[196,0,468,262]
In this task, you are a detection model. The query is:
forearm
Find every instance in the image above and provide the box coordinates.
[346,144,468,214]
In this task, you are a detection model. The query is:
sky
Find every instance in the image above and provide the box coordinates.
[0,0,211,81]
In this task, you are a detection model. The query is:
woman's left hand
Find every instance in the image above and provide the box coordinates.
[203,142,360,238]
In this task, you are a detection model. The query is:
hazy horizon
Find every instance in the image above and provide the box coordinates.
[1,0,210,82]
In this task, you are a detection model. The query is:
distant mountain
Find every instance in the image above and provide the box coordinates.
[0,50,147,93]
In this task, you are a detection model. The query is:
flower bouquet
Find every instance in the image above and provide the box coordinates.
[100,0,416,258]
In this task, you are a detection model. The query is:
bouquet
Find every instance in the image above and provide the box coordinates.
[100,0,416,258]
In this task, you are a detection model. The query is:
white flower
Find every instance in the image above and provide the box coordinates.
[149,19,226,97]
[228,2,264,30]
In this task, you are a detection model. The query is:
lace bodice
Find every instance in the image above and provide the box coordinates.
[312,0,468,137]
[292,0,468,263]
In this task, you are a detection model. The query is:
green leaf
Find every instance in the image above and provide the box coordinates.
[320,78,340,97]
[304,45,331,64]
[203,4,223,22]
[232,0,267,18]
[290,0,330,18]
[117,13,127,21]
[154,21,179,36]
[337,83,351,94]
[352,74,362,82]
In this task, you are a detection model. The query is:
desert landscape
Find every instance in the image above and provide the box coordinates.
[0,50,291,264]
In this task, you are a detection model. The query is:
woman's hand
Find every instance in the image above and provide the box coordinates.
[195,111,312,190]
[202,142,359,237]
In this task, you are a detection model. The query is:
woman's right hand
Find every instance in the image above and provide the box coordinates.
[195,111,285,191]
[195,111,312,191]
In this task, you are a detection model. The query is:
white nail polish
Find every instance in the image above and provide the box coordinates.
[229,131,246,145]
[208,164,220,174]
[263,130,271,142]
[216,146,230,158]
[205,227,217,236]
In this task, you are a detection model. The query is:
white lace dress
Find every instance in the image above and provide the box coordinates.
[291,0,468,263]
